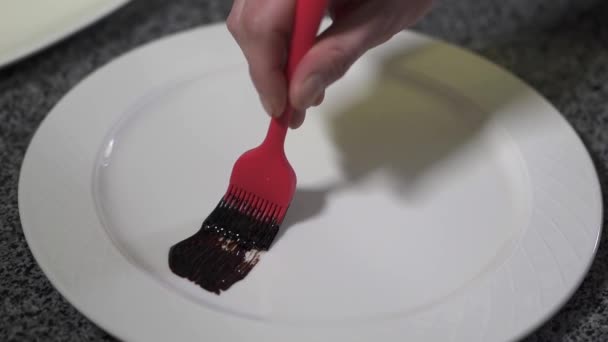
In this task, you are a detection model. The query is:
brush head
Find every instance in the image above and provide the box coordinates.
[168,187,287,294]
[169,143,297,294]
[228,144,297,214]
[203,186,284,250]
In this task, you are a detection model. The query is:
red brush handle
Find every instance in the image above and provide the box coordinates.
[262,0,328,151]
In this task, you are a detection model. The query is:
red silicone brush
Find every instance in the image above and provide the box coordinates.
[169,0,328,294]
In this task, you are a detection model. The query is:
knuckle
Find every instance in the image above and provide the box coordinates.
[226,14,240,38]
[369,16,399,46]
[240,13,271,39]
[375,29,396,46]
[325,45,356,82]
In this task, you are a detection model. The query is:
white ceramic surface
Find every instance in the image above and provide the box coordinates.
[0,0,129,68]
[19,23,602,342]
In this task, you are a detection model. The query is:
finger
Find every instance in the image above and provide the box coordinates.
[289,3,387,111]
[231,0,295,117]
[247,41,288,118]
[289,110,306,129]
[312,90,325,106]
[226,0,246,34]
[289,90,322,129]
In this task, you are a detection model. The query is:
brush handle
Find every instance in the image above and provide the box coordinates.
[262,0,328,152]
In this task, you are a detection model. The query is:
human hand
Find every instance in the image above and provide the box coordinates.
[227,0,433,128]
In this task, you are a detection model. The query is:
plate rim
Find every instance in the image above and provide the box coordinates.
[0,0,130,69]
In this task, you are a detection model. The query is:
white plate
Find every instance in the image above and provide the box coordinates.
[0,0,129,68]
[19,23,602,342]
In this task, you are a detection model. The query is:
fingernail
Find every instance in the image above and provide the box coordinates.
[300,75,324,108]
[260,96,280,117]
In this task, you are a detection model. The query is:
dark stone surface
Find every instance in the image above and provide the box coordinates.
[1,0,607,340]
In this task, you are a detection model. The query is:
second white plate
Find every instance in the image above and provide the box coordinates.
[0,0,129,67]
[19,23,602,341]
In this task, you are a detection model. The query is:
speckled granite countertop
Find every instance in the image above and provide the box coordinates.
[1,0,607,340]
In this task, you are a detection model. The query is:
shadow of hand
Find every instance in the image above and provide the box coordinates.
[275,187,334,242]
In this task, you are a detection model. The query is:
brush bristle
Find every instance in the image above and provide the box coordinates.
[203,188,282,250]
[168,188,284,294]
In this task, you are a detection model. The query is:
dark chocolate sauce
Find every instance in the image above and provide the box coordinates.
[168,196,280,294]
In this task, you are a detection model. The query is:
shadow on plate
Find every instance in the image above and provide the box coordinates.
[277,38,528,240]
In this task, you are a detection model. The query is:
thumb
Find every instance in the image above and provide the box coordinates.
[289,11,384,111]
